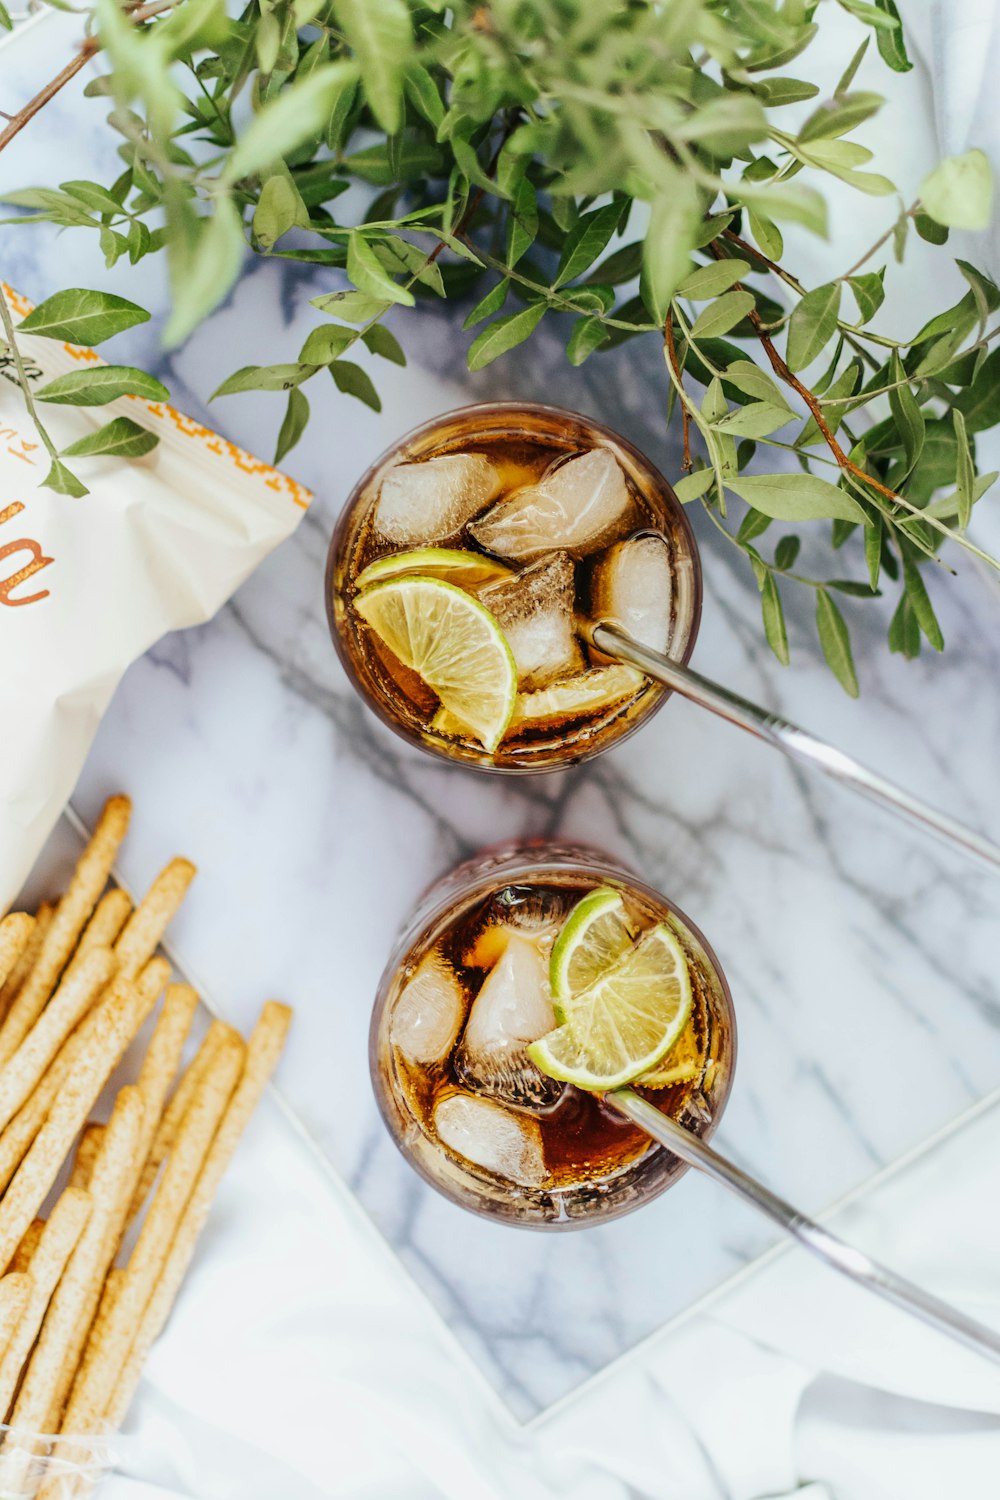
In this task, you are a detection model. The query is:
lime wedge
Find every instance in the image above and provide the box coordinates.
[355,576,516,753]
[355,548,513,592]
[639,1020,702,1088]
[528,923,692,1091]
[510,665,645,728]
[549,887,633,1022]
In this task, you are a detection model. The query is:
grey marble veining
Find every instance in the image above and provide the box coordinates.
[4,16,1000,1419]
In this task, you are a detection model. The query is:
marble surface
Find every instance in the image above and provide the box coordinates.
[4,13,1000,1421]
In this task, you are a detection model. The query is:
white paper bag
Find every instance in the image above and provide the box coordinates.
[0,283,310,908]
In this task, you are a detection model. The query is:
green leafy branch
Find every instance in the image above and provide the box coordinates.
[2,0,998,692]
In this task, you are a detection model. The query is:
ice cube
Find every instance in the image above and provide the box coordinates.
[434,1093,546,1187]
[480,553,584,690]
[454,934,562,1109]
[374,454,502,545]
[389,951,465,1065]
[469,448,635,562]
[510,664,646,728]
[591,534,673,653]
[463,886,563,968]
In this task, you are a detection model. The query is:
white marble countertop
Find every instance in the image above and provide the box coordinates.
[5,12,1000,1424]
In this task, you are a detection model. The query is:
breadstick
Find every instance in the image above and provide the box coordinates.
[0,797,131,1067]
[133,984,198,1164]
[0,916,35,994]
[0,1188,91,1422]
[9,1220,45,1276]
[61,1034,245,1435]
[0,947,115,1136]
[113,859,196,980]
[62,890,131,984]
[0,957,168,1200]
[127,1020,234,1220]
[107,1003,291,1427]
[0,962,167,1274]
[0,903,51,1024]
[0,1274,30,1352]
[7,1091,142,1466]
[68,1126,104,1194]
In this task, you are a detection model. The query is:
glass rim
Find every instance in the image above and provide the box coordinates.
[325,400,704,776]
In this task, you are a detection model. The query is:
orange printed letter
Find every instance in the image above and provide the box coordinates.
[0,539,54,606]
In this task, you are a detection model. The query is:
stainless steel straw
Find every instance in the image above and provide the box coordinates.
[611,1087,1000,1367]
[591,621,1000,876]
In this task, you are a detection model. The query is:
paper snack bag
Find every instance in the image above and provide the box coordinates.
[0,284,310,908]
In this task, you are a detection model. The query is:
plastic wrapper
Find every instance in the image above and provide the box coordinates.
[0,1425,113,1498]
[0,284,310,912]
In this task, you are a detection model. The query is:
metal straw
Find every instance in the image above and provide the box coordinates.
[591,621,1000,877]
[611,1087,1000,1367]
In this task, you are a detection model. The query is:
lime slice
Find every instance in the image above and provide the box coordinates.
[430,704,477,740]
[549,887,633,1022]
[528,923,693,1091]
[355,576,516,753]
[355,548,513,592]
[510,665,646,728]
[639,1020,702,1088]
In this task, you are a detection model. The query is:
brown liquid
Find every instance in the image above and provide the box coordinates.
[333,409,700,769]
[388,879,724,1191]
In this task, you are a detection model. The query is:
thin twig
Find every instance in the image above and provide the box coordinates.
[0,0,179,156]
[664,311,692,472]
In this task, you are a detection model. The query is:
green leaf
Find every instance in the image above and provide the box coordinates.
[330,0,410,132]
[212,363,317,398]
[786,283,842,372]
[873,0,912,71]
[847,270,885,322]
[253,175,301,249]
[748,209,783,261]
[887,352,925,476]
[713,402,794,438]
[164,196,246,349]
[330,359,381,411]
[738,180,828,236]
[590,241,643,285]
[299,324,355,364]
[61,416,158,459]
[362,324,406,365]
[774,535,801,570]
[689,290,756,339]
[17,289,150,346]
[799,91,883,143]
[310,290,389,324]
[815,588,859,696]
[902,556,944,650]
[726,472,867,523]
[673,469,715,503]
[467,304,546,371]
[554,204,622,289]
[888,593,920,658]
[41,459,88,498]
[913,211,948,245]
[35,365,170,406]
[919,150,993,230]
[505,177,538,269]
[738,508,772,543]
[677,94,769,154]
[954,347,1000,434]
[760,573,789,665]
[225,63,358,181]
[347,233,415,307]
[0,2,12,31]
[275,387,309,464]
[677,261,749,299]
[404,65,444,130]
[864,512,883,589]
[566,316,610,366]
[464,280,509,330]
[952,409,974,531]
[836,36,870,94]
[59,179,128,217]
[723,360,793,412]
[642,177,702,322]
[757,77,820,107]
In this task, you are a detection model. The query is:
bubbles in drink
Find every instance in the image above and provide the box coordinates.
[591,533,673,654]
[433,1093,546,1188]
[479,552,583,691]
[469,447,635,562]
[373,453,501,544]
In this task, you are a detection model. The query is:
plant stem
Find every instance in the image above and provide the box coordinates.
[664,312,692,472]
[0,289,58,460]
